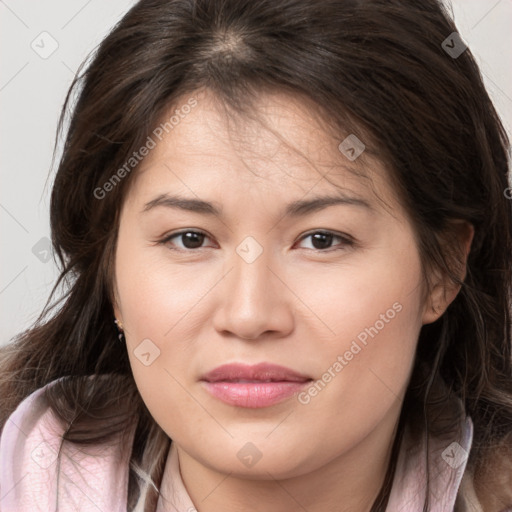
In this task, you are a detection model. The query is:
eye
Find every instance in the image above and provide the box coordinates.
[159,229,354,252]
[160,230,214,251]
[295,230,354,251]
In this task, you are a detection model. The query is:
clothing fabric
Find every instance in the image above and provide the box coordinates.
[0,376,507,511]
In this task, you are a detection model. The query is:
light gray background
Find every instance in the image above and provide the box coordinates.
[1,0,511,347]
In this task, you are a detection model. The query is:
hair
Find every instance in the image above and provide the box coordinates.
[1,0,511,510]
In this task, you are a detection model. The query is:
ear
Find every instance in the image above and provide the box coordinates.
[422,220,474,325]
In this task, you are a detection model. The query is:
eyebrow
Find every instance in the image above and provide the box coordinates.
[142,192,373,218]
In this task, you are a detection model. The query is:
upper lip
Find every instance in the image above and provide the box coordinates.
[201,363,312,383]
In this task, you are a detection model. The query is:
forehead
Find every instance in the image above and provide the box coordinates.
[124,88,400,214]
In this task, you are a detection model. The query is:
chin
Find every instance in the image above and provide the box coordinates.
[196,439,314,479]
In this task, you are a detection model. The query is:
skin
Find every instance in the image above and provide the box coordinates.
[113,87,473,512]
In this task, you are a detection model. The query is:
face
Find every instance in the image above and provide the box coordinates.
[113,87,437,479]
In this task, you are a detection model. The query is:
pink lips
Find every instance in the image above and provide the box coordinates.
[200,363,312,408]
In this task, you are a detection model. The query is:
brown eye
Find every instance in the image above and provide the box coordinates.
[296,231,354,251]
[161,230,212,250]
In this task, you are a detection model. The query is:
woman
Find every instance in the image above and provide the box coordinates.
[1,0,511,510]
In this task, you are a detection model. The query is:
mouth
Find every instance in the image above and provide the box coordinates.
[213,378,305,383]
[200,363,313,408]
[201,362,312,383]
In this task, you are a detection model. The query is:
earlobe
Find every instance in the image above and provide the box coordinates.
[421,221,474,325]
[421,284,454,325]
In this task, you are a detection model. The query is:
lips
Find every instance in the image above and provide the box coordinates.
[200,363,313,408]
[200,362,312,383]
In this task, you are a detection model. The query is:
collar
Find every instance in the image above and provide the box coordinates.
[386,410,473,510]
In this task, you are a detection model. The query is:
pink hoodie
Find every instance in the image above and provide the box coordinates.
[0,377,506,511]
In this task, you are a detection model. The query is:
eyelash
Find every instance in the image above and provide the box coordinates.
[158,229,355,253]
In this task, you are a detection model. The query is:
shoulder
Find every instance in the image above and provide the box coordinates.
[0,379,67,511]
[0,376,136,512]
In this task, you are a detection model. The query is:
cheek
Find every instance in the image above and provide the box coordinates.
[114,231,221,439]
[293,233,425,403]
[296,300,420,443]
[298,239,424,354]
[288,281,423,471]
[300,248,423,422]
[114,229,207,341]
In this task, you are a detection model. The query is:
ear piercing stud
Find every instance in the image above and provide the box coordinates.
[114,318,125,342]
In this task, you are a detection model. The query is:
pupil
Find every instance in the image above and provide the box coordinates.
[312,233,332,250]
[183,232,204,249]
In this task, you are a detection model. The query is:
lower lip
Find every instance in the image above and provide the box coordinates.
[201,380,311,408]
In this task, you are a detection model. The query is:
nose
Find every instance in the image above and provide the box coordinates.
[212,243,295,341]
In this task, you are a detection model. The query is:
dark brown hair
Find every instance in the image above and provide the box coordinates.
[1,0,511,510]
